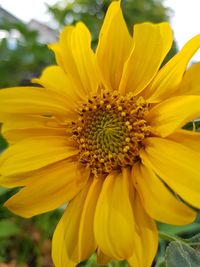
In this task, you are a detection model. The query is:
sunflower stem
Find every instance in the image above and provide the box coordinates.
[158,231,185,243]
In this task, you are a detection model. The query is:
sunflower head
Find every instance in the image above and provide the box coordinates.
[71,91,151,174]
[1,1,200,267]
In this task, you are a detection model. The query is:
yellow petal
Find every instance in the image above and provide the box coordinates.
[33,65,86,105]
[48,43,65,70]
[146,34,200,102]
[147,95,200,137]
[94,170,137,259]
[52,212,76,267]
[50,23,99,96]
[96,1,132,91]
[168,129,200,152]
[96,248,113,265]
[176,62,200,96]
[52,178,102,266]
[141,137,200,209]
[2,115,66,144]
[0,87,74,122]
[4,161,90,217]
[119,22,172,95]
[132,162,196,225]
[77,178,103,261]
[0,136,78,176]
[128,194,158,267]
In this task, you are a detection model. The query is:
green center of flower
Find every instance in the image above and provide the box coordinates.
[71,91,151,175]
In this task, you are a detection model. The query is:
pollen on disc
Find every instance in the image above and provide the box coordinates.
[70,90,152,175]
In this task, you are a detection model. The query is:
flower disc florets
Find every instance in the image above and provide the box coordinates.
[71,90,151,175]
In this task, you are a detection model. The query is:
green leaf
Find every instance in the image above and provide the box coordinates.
[155,261,166,267]
[166,240,200,267]
[0,219,20,238]
[0,187,10,195]
[187,233,200,245]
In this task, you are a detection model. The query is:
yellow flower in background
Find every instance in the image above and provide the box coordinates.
[1,1,200,266]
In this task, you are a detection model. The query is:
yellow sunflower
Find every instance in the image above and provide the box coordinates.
[1,1,200,266]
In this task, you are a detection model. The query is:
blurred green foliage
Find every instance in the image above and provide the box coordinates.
[0,20,54,88]
[0,187,62,266]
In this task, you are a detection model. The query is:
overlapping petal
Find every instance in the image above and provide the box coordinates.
[96,1,132,91]
[119,22,172,95]
[176,62,200,95]
[146,95,200,137]
[132,162,196,225]
[52,177,102,266]
[141,137,200,209]
[1,115,66,144]
[32,65,87,105]
[49,22,99,96]
[0,136,78,176]
[94,170,137,260]
[4,161,90,217]
[128,194,158,267]
[145,34,200,102]
[168,129,200,152]
[96,249,113,265]
[0,87,76,122]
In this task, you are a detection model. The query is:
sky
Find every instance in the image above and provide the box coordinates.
[0,0,200,60]
[0,0,58,23]
[165,0,200,48]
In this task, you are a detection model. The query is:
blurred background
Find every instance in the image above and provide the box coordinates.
[0,0,200,266]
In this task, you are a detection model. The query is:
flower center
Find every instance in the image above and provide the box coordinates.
[71,91,151,175]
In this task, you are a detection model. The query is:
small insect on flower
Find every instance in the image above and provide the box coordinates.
[1,1,200,266]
